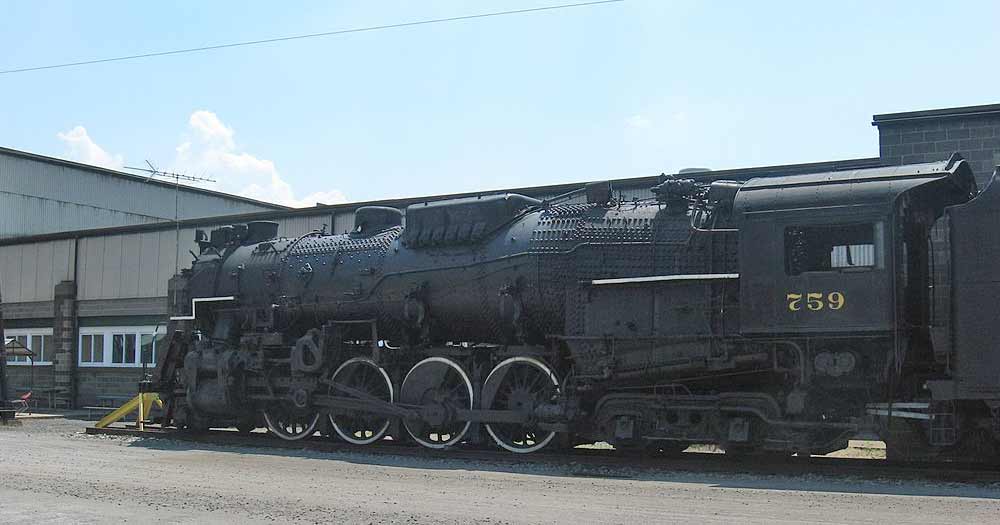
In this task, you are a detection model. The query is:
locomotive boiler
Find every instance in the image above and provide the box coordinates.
[156,153,1000,460]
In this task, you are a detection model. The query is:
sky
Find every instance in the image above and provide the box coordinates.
[2,1,1000,207]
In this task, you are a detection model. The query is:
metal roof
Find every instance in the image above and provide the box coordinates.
[0,146,288,210]
[872,103,1000,126]
[734,155,976,214]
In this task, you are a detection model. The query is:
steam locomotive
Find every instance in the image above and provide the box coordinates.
[156,153,1000,460]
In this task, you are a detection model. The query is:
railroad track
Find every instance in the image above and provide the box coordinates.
[85,425,1000,484]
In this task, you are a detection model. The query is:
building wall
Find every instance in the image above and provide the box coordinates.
[5,365,54,398]
[0,239,74,303]
[76,367,148,407]
[77,230,187,301]
[875,107,1000,188]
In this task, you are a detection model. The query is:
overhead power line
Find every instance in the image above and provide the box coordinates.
[0,1,623,75]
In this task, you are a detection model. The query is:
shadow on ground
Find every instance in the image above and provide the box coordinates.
[114,426,1000,500]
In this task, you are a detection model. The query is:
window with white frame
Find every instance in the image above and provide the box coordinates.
[79,326,165,367]
[112,333,137,365]
[4,329,54,365]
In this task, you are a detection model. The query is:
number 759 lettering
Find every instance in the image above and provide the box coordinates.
[787,292,845,311]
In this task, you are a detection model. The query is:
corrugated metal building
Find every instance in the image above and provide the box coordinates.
[0,146,284,239]
[0,146,280,407]
[4,102,1000,408]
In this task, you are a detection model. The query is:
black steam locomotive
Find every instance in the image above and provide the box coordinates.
[156,153,1000,460]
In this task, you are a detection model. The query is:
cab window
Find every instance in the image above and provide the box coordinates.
[785,223,880,275]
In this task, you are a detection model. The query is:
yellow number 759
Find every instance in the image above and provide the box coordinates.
[787,291,845,312]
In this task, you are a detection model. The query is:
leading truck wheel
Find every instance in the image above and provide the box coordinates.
[482,356,559,454]
[263,408,320,441]
[328,357,394,445]
[399,357,473,449]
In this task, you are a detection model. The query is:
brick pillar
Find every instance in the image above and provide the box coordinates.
[52,281,77,408]
[0,287,14,422]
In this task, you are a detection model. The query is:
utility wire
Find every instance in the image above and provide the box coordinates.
[0,1,623,75]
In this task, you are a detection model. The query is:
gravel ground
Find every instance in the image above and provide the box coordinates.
[2,417,999,524]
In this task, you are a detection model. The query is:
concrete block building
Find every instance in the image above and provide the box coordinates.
[3,102,1000,408]
[874,104,1000,188]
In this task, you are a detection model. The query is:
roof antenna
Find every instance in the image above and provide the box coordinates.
[123,161,217,315]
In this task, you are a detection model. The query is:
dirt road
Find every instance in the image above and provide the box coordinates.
[1,418,998,524]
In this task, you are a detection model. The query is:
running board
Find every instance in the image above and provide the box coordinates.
[865,402,933,421]
[169,296,236,321]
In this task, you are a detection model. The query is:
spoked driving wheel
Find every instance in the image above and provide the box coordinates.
[328,357,394,445]
[263,406,320,441]
[482,356,559,453]
[399,357,473,449]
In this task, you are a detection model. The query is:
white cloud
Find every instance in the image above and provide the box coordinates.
[239,174,348,208]
[626,114,652,129]
[170,110,347,208]
[56,126,124,170]
[188,110,235,150]
[55,112,345,208]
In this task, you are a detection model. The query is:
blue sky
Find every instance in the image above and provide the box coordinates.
[2,1,999,206]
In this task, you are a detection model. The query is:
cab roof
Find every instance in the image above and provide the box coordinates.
[733,154,976,215]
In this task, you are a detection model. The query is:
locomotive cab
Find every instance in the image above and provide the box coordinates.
[735,156,975,339]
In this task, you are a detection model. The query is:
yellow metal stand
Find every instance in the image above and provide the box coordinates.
[94,392,162,429]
